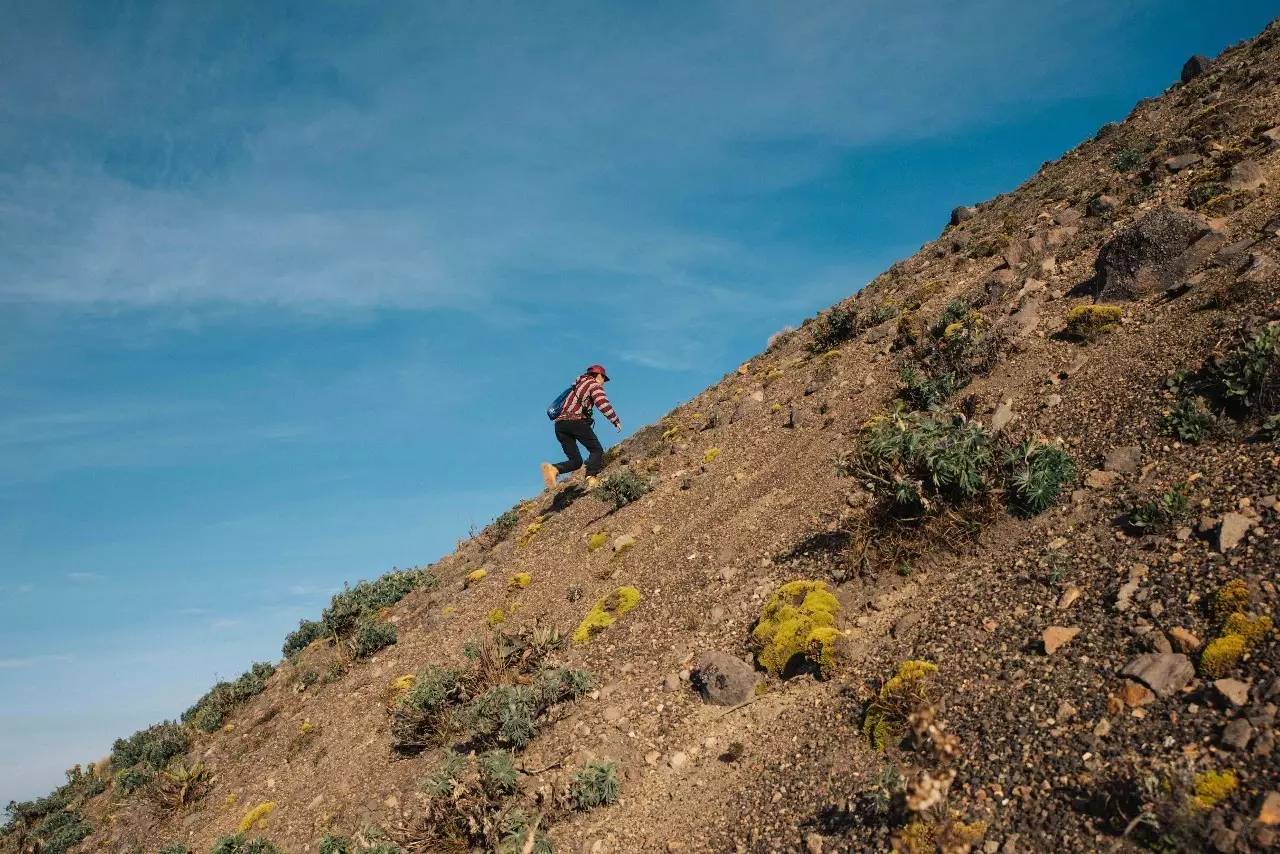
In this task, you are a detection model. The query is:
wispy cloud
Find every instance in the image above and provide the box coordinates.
[0,654,73,670]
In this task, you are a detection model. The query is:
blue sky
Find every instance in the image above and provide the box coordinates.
[2,0,1276,804]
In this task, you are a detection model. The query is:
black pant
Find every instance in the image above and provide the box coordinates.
[553,418,604,476]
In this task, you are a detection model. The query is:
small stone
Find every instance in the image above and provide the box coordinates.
[1180,54,1210,83]
[891,612,921,638]
[1259,791,1280,826]
[950,205,977,226]
[1226,158,1266,192]
[1209,828,1237,854]
[1057,586,1081,610]
[1168,627,1202,653]
[1218,512,1251,551]
[663,672,681,692]
[709,605,725,622]
[991,400,1015,432]
[1164,153,1202,171]
[1086,469,1119,489]
[1043,626,1080,655]
[645,751,660,766]
[1150,632,1173,654]
[805,833,825,854]
[1222,718,1253,751]
[612,533,637,553]
[668,751,688,770]
[1056,700,1078,722]
[1093,718,1112,738]
[1121,681,1156,707]
[1121,653,1195,697]
[1104,446,1142,474]
[1214,679,1250,707]
[689,651,758,706]
[603,706,624,723]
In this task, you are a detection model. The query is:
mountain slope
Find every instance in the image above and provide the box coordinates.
[7,16,1280,854]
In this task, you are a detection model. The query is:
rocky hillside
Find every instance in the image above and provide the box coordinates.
[7,17,1280,854]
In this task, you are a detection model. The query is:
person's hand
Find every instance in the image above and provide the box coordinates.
[614,421,623,432]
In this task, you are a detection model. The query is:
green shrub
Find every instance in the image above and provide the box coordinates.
[2,766,105,852]
[25,809,90,854]
[897,299,1002,410]
[182,662,276,733]
[391,665,467,751]
[418,753,545,852]
[595,471,651,510]
[1211,324,1279,411]
[1004,440,1076,516]
[114,766,150,795]
[210,835,281,854]
[321,568,436,637]
[497,811,553,854]
[318,834,349,854]
[1187,181,1227,210]
[1160,396,1215,443]
[452,668,594,750]
[1112,147,1145,171]
[1259,414,1280,441]
[489,509,520,541]
[110,721,190,772]
[159,845,191,854]
[352,619,397,658]
[858,408,993,510]
[282,619,326,658]
[808,305,861,353]
[569,760,621,810]
[1128,484,1190,532]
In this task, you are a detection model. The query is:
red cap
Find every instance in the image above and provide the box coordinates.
[586,364,610,381]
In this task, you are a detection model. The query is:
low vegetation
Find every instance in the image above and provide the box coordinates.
[863,660,940,750]
[595,470,652,509]
[210,834,281,854]
[751,580,842,678]
[1127,484,1190,533]
[283,567,436,659]
[1201,579,1273,677]
[1,765,103,854]
[1063,304,1123,340]
[896,298,1004,410]
[182,662,276,733]
[573,586,642,644]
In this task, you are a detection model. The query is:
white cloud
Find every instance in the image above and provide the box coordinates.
[0,654,73,670]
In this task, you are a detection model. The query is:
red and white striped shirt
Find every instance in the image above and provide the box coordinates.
[556,374,620,427]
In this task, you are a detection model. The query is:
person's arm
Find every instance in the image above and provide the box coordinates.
[589,383,621,429]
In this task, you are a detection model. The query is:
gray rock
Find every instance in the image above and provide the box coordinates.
[1227,158,1266,191]
[950,205,977,226]
[864,319,895,344]
[1180,54,1211,83]
[1240,252,1277,285]
[690,651,758,706]
[1104,446,1142,474]
[1093,205,1216,300]
[1121,653,1195,697]
[1164,153,1203,171]
[1213,678,1250,707]
[991,400,1015,433]
[1218,512,1251,552]
[1222,717,1254,751]
[891,612,922,638]
[1088,194,1120,216]
[1053,207,1083,226]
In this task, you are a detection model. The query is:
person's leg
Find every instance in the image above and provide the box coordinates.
[552,421,585,474]
[579,423,606,475]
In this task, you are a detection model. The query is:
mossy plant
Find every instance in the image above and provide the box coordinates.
[750,580,842,678]
[517,520,543,548]
[1201,634,1246,678]
[487,609,506,626]
[1214,579,1251,619]
[573,587,642,645]
[1223,612,1272,645]
[509,572,531,589]
[863,660,939,750]
[586,532,609,552]
[467,568,488,586]
[1064,304,1123,340]
[237,801,277,833]
[1190,770,1237,810]
[703,447,721,464]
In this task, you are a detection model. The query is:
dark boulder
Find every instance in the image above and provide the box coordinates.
[1181,54,1211,83]
[1093,205,1218,300]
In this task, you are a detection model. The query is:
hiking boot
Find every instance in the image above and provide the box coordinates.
[540,462,558,490]
[586,475,600,490]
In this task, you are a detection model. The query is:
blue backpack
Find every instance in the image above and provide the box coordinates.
[546,386,573,420]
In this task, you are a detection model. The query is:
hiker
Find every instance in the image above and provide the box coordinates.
[541,364,622,490]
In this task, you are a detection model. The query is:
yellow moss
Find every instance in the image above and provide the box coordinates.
[1223,612,1272,646]
[1191,770,1238,810]
[442,604,456,615]
[763,368,783,385]
[820,349,842,360]
[225,793,238,808]
[1201,633,1246,678]
[586,532,610,552]
[703,447,721,464]
[770,403,782,413]
[897,822,935,854]
[863,660,939,750]
[750,580,842,678]
[662,424,681,442]
[388,674,416,706]
[237,801,277,833]
[298,719,314,735]
[1215,579,1251,619]
[1065,304,1123,339]
[517,519,544,548]
[572,586,642,645]
[487,608,506,626]
[222,723,235,733]
[466,568,488,586]
[509,572,531,589]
